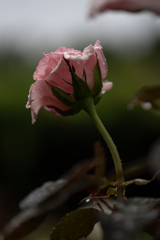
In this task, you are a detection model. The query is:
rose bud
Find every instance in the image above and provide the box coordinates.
[26,40,113,123]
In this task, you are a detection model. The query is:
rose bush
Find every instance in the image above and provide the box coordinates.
[88,0,160,18]
[26,40,113,123]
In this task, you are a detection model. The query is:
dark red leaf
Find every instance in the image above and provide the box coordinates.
[50,208,100,240]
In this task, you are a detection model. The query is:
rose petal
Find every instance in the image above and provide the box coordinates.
[26,81,72,123]
[33,52,61,80]
[94,40,108,80]
[101,81,113,94]
[46,55,74,94]
[88,0,160,18]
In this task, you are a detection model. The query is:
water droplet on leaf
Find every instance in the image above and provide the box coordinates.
[141,102,152,110]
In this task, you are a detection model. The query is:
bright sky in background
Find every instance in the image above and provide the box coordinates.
[0,0,160,58]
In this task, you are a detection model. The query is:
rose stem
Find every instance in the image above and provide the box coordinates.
[81,97,125,200]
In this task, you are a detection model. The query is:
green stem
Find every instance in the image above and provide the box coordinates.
[82,97,125,200]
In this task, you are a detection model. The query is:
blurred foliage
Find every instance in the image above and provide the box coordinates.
[0,40,160,233]
[1,142,160,240]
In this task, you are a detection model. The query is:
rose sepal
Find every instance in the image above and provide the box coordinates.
[64,58,92,101]
[91,55,103,98]
[46,81,77,107]
[94,96,101,105]
[50,105,81,116]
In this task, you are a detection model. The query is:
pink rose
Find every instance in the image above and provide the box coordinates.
[88,0,160,18]
[26,40,113,123]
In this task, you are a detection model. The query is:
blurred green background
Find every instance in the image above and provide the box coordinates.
[0,1,160,239]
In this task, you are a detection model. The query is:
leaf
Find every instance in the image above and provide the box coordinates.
[92,56,103,98]
[36,143,106,211]
[1,149,105,240]
[121,170,160,188]
[50,208,100,240]
[130,85,160,104]
[143,218,160,238]
[0,209,46,240]
[99,179,116,190]
[129,84,160,114]
[19,180,66,210]
[46,82,77,107]
[106,187,117,198]
[19,159,101,213]
[93,96,101,105]
[64,58,92,101]
[99,198,160,240]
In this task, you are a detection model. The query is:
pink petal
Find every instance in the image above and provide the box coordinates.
[94,40,108,80]
[33,48,69,80]
[63,41,107,91]
[46,43,96,91]
[26,80,72,123]
[88,0,160,18]
[101,81,113,94]
[46,55,74,94]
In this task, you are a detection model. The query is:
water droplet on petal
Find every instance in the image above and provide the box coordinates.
[85,199,90,203]
[26,103,30,109]
[141,102,152,110]
[101,90,106,94]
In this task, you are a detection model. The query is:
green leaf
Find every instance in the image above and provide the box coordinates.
[92,55,103,98]
[46,81,77,107]
[99,179,116,190]
[94,96,101,105]
[64,58,92,101]
[121,170,160,188]
[50,208,100,240]
[107,187,117,198]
